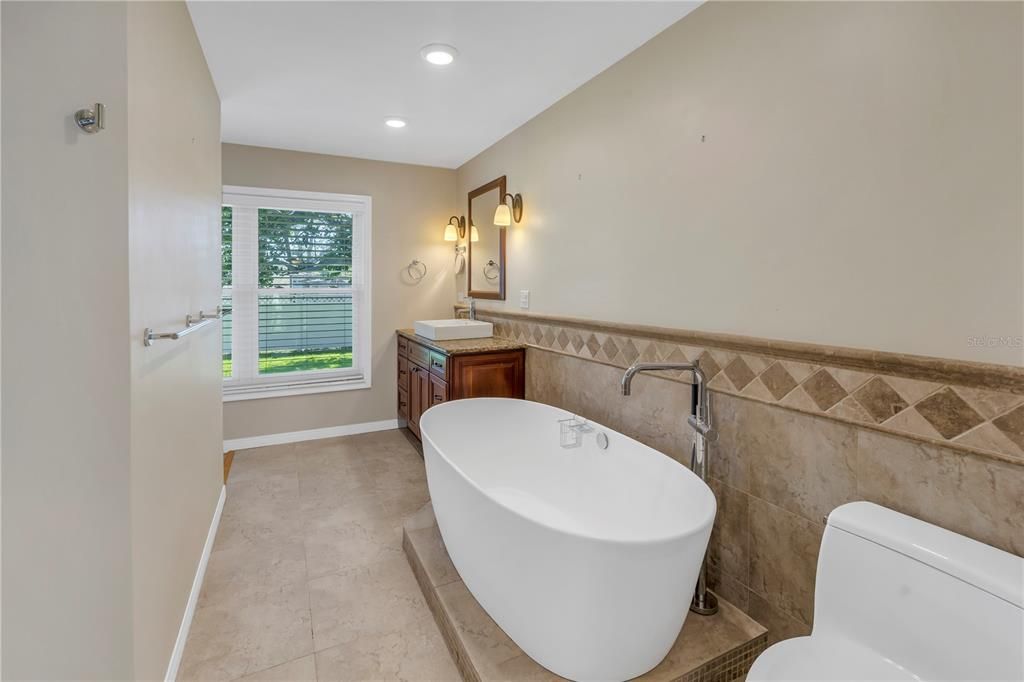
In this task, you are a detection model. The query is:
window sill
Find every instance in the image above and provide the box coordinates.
[223,377,371,402]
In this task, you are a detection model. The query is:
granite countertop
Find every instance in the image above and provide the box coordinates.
[397,328,526,356]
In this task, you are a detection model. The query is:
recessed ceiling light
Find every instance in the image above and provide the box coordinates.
[420,43,458,66]
[385,117,407,129]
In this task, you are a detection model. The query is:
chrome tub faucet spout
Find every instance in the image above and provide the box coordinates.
[620,359,718,616]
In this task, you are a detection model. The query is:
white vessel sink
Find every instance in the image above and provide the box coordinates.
[414,319,494,341]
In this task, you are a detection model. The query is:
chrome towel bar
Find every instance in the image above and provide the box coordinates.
[144,312,219,347]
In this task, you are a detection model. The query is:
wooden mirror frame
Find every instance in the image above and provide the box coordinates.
[467,175,507,300]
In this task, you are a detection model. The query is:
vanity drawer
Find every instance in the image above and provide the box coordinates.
[397,385,410,420]
[428,351,448,380]
[398,355,410,392]
[397,335,409,357]
[408,340,430,369]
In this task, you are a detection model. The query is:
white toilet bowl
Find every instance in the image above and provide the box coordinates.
[748,501,1023,681]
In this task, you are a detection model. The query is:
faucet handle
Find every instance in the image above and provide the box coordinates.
[687,415,718,443]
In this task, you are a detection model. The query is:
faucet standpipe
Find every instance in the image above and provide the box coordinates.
[620,359,719,616]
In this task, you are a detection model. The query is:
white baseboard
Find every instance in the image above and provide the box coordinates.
[223,418,401,452]
[165,484,226,682]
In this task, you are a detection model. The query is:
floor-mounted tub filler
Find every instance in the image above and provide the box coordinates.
[421,398,717,682]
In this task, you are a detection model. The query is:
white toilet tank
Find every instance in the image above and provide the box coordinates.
[750,501,1023,681]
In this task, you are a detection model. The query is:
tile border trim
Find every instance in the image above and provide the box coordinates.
[457,306,1024,394]
[458,306,1024,466]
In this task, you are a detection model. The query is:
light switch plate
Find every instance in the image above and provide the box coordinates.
[519,290,530,309]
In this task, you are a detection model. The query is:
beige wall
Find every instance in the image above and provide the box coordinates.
[127,3,224,679]
[1,3,134,678]
[456,1,1023,366]
[222,144,457,441]
[2,2,223,678]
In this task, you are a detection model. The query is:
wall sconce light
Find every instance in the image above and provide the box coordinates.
[444,215,466,241]
[470,224,480,242]
[494,192,523,226]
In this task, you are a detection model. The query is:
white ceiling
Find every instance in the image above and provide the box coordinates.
[188,1,700,169]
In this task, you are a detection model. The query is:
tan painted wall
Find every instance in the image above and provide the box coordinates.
[127,3,223,678]
[1,2,134,677]
[456,1,1023,366]
[2,3,223,677]
[222,144,457,440]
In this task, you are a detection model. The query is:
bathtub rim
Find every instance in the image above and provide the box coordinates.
[421,397,716,547]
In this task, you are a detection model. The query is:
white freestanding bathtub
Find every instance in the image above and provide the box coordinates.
[420,398,717,682]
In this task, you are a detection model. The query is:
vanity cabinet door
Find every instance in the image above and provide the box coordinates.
[408,365,429,439]
[451,350,525,399]
[429,373,448,407]
[397,355,410,392]
[397,386,410,421]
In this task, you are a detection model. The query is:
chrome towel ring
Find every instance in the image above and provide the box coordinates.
[406,259,427,282]
[483,259,500,281]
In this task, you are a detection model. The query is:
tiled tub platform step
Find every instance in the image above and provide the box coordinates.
[403,504,768,682]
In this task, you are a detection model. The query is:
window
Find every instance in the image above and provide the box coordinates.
[221,186,372,400]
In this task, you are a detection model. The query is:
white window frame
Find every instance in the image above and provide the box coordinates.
[222,185,372,401]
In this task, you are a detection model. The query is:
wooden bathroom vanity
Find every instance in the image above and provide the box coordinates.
[396,329,526,440]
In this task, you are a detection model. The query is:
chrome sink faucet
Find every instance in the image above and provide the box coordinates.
[621,359,718,616]
[468,297,477,320]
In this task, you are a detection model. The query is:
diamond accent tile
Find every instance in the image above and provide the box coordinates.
[992,404,1024,451]
[759,362,798,400]
[780,385,820,412]
[828,395,875,424]
[954,422,1024,460]
[601,336,620,362]
[743,354,773,376]
[914,387,985,440]
[708,372,734,392]
[655,342,678,362]
[466,310,1023,464]
[741,377,775,402]
[881,376,942,406]
[852,377,909,424]
[830,369,873,393]
[952,387,1024,421]
[696,351,721,379]
[801,370,848,411]
[542,326,556,348]
[779,360,816,384]
[619,339,640,366]
[665,346,688,364]
[724,356,756,391]
[881,406,944,441]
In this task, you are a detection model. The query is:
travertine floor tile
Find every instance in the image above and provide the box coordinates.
[180,429,454,681]
[314,620,460,682]
[237,654,316,681]
[179,581,314,681]
[309,554,431,652]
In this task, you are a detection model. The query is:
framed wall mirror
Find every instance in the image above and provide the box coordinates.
[467,175,507,300]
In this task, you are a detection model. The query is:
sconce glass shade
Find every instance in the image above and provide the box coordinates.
[471,225,480,242]
[493,202,512,227]
[444,224,458,242]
